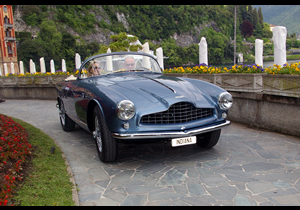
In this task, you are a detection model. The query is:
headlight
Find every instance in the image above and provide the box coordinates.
[218,92,233,110]
[116,100,135,120]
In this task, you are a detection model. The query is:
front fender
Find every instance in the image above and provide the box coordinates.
[86,99,106,132]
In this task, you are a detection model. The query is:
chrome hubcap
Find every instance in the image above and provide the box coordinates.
[94,116,102,152]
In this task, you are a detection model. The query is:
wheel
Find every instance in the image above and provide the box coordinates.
[196,129,221,148]
[92,106,118,162]
[59,99,75,131]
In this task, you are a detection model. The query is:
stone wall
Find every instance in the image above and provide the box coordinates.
[0,74,299,137]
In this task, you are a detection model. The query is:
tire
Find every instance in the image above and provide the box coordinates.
[59,99,75,131]
[93,106,118,162]
[196,129,221,148]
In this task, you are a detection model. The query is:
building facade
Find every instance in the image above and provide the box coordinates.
[0,5,18,75]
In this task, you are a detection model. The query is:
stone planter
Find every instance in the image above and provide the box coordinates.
[163,73,264,92]
[0,77,18,86]
[33,76,51,85]
[51,75,69,84]
[263,74,300,98]
[17,77,33,85]
[186,74,222,86]
[164,73,188,78]
[220,73,263,92]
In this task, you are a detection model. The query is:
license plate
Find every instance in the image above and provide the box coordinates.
[171,136,197,147]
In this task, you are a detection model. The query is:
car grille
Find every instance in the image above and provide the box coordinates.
[140,102,214,124]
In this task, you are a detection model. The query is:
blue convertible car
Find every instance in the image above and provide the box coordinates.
[56,52,233,162]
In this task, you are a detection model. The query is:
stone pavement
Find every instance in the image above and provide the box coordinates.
[1,99,300,206]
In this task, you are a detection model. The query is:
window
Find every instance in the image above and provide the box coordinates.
[7,45,13,54]
[5,29,11,37]
[4,16,9,24]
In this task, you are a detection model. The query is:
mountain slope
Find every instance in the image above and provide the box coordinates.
[253,5,300,35]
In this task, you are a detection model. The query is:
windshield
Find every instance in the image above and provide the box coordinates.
[79,52,162,78]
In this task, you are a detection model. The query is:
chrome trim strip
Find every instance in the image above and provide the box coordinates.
[112,120,230,139]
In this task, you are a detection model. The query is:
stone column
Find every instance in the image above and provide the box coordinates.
[255,39,263,67]
[40,57,46,73]
[156,47,164,70]
[19,61,24,74]
[50,59,55,74]
[75,53,81,69]
[273,26,287,66]
[199,37,208,65]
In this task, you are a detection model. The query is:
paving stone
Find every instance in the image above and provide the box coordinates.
[246,181,276,195]
[93,197,120,206]
[205,185,238,201]
[200,174,229,187]
[234,195,257,206]
[272,180,293,189]
[79,193,101,203]
[87,168,110,181]
[125,186,160,195]
[173,185,188,195]
[156,169,187,186]
[78,184,105,196]
[242,162,282,172]
[1,99,300,206]
[181,196,213,206]
[121,194,148,206]
[107,170,135,188]
[202,160,226,168]
[187,183,206,195]
[271,193,300,205]
[102,189,127,203]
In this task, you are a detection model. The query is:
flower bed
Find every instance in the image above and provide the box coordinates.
[0,115,32,206]
[163,62,300,75]
[1,70,70,77]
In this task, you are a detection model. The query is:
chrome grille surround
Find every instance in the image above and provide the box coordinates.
[140,102,214,125]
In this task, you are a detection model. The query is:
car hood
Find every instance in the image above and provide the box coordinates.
[97,73,215,108]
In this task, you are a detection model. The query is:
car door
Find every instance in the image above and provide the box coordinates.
[73,64,95,124]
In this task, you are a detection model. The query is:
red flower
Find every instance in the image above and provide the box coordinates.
[0,114,32,206]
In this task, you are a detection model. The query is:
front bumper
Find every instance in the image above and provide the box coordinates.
[112,120,230,140]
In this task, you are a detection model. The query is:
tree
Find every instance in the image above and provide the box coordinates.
[95,32,142,54]
[258,7,264,27]
[252,8,259,29]
[241,21,253,37]
[17,39,46,72]
[199,27,228,64]
[245,5,253,26]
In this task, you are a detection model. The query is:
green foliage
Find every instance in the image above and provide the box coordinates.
[95,32,142,54]
[17,39,47,72]
[199,27,229,64]
[16,5,274,71]
[21,5,42,26]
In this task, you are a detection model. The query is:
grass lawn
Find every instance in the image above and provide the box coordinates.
[10,117,75,206]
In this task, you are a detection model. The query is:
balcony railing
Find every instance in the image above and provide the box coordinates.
[4,23,13,29]
[4,36,16,41]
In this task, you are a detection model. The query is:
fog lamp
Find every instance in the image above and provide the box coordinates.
[222,112,227,119]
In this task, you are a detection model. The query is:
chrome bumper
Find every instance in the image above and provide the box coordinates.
[112,120,230,140]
